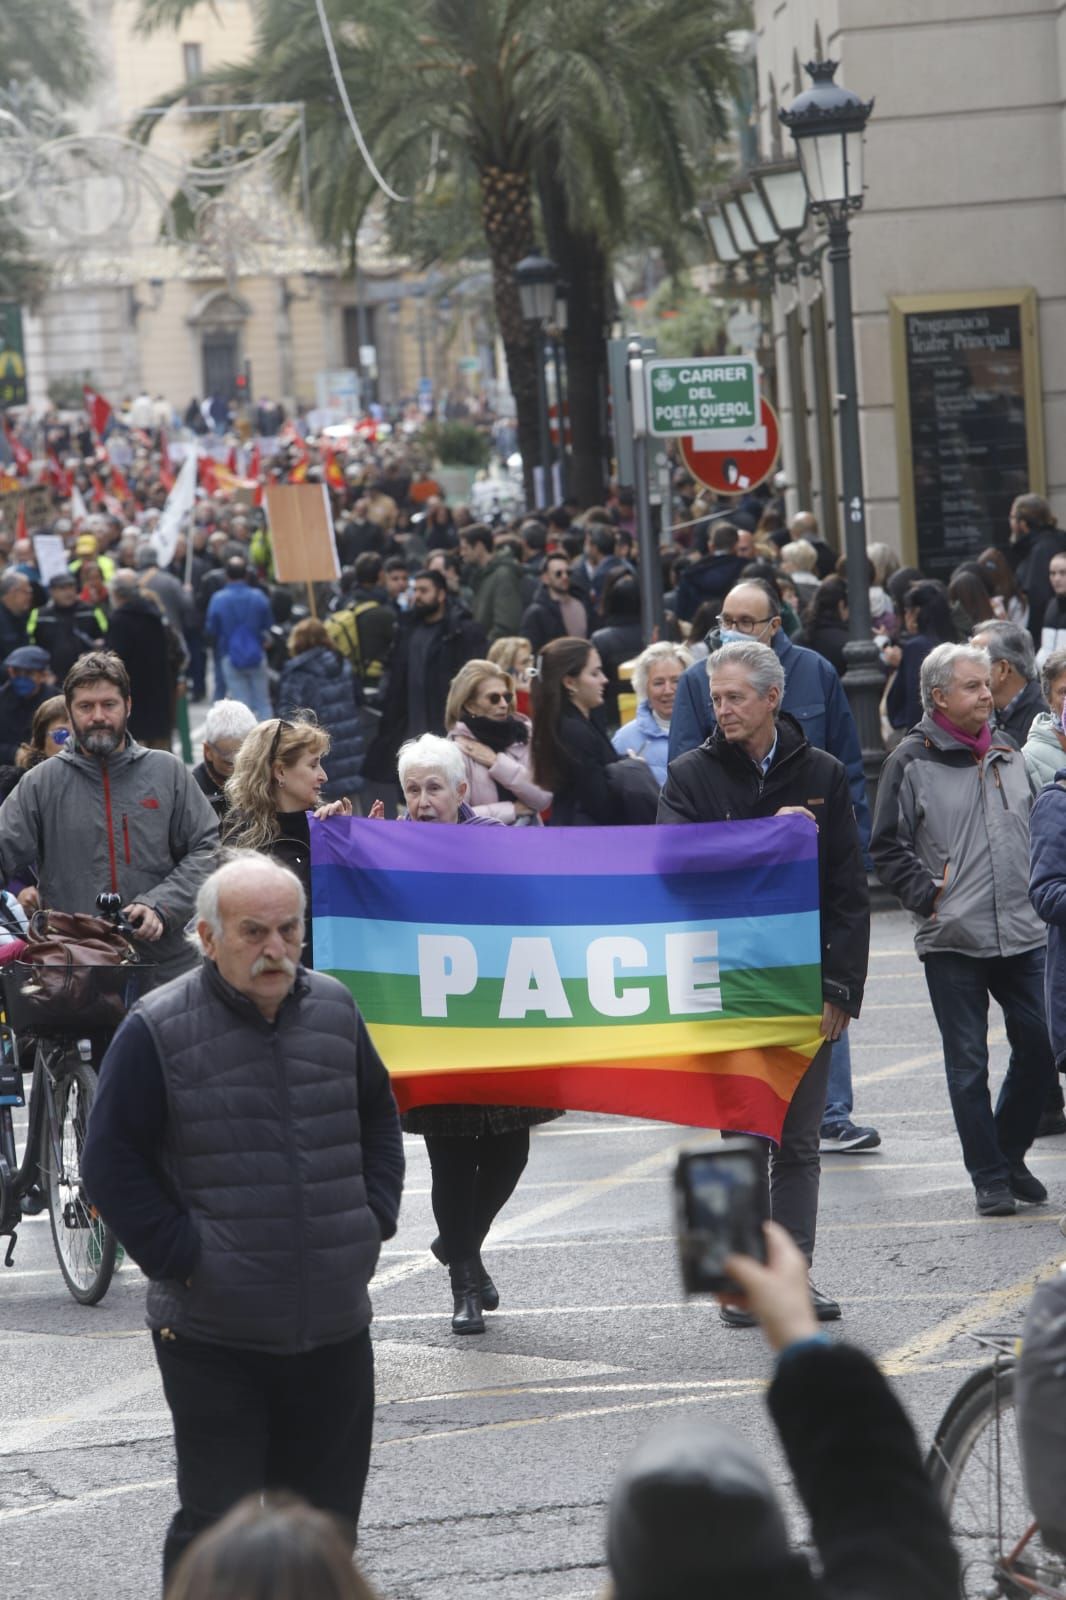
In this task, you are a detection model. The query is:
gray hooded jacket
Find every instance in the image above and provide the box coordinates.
[0,740,219,977]
[1023,712,1066,792]
[872,714,1045,959]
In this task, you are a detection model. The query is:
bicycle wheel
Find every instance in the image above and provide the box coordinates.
[40,1053,116,1305]
[927,1363,1066,1598]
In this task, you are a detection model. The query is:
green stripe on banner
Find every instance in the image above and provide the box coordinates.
[329,963,823,1030]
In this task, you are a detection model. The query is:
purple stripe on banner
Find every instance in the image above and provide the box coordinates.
[310,814,818,879]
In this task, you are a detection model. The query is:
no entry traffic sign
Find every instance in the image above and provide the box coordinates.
[679,396,781,496]
[645,356,759,440]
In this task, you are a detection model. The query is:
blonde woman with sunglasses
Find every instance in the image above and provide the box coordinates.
[444,659,552,825]
[224,716,351,966]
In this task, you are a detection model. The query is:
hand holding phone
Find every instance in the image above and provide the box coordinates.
[674,1140,768,1295]
[720,1222,820,1352]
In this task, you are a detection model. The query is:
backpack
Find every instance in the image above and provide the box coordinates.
[325,601,380,680]
[228,621,264,670]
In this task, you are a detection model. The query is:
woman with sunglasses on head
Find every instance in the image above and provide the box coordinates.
[14,695,72,770]
[444,659,551,825]
[223,716,351,967]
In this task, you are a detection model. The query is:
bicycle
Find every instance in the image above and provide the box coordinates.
[927,1332,1066,1598]
[0,895,156,1306]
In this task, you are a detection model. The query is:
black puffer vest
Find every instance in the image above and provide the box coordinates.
[141,962,381,1353]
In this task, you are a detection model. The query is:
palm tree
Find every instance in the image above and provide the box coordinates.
[0,0,97,300]
[136,0,738,502]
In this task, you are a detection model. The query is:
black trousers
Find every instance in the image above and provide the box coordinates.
[153,1325,374,1586]
[423,1128,530,1262]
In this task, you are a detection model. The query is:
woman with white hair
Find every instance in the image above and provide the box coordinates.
[192,698,258,819]
[369,732,561,1335]
[610,642,693,785]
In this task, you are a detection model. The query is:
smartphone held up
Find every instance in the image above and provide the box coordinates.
[674,1139,768,1296]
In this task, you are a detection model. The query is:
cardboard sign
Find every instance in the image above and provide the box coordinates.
[265,484,340,583]
[32,534,72,585]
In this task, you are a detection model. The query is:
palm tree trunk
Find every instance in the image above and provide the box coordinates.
[539,170,610,507]
[479,164,539,506]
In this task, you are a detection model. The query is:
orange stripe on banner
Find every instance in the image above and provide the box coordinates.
[394,1053,806,1141]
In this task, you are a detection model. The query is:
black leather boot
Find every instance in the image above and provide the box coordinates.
[476,1253,499,1312]
[449,1259,485,1334]
[432,1236,499,1311]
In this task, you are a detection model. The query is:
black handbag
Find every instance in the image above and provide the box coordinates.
[605,756,661,824]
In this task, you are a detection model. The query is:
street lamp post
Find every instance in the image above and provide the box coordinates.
[551,280,569,499]
[514,252,558,509]
[780,60,885,796]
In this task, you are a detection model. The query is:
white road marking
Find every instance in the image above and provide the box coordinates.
[0,1368,161,1458]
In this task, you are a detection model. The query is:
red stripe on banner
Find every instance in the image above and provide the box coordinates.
[393,1057,801,1142]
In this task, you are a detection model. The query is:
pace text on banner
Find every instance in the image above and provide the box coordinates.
[310,815,824,1141]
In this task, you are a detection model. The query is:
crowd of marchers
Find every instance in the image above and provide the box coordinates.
[4,401,1066,1596]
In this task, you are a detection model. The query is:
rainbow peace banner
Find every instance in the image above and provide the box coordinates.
[310,815,824,1141]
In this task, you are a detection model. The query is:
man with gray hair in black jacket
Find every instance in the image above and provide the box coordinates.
[658,639,869,1324]
[82,853,405,1586]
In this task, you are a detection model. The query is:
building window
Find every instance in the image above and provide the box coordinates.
[183,42,204,105]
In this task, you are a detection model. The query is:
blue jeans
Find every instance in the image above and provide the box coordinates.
[224,660,272,721]
[822,1034,853,1131]
[923,947,1055,1189]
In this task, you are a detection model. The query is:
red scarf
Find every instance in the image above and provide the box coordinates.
[932,709,992,758]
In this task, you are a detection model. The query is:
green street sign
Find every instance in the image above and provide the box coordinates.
[0,303,27,408]
[645,356,759,441]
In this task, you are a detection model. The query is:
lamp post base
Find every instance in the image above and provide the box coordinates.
[841,635,887,825]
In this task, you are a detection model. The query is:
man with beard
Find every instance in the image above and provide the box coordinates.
[364,568,486,786]
[82,855,404,1584]
[0,652,218,979]
[520,551,589,653]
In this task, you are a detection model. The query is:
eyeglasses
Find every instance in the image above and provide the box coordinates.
[483,691,514,706]
[268,718,292,769]
[716,613,773,634]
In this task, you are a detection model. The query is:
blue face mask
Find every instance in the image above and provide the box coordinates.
[9,675,38,698]
[718,629,753,645]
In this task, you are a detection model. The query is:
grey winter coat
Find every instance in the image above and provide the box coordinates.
[0,740,219,977]
[872,714,1045,959]
[1024,712,1066,791]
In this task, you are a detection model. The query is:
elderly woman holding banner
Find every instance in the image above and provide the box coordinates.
[369,733,562,1335]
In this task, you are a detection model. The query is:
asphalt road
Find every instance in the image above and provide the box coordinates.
[3,907,1065,1598]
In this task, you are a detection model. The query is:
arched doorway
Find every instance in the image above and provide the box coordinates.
[186,289,251,402]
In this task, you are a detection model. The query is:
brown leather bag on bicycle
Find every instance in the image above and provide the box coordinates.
[12,911,139,1030]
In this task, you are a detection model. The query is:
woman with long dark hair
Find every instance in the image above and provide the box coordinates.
[801,577,851,677]
[530,637,625,826]
[884,581,958,732]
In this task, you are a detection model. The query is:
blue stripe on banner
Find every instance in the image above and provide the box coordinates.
[310,858,818,928]
[311,910,822,981]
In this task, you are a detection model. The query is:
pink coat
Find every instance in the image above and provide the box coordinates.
[448,718,552,824]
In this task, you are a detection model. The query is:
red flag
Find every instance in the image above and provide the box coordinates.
[14,498,27,544]
[248,442,261,480]
[109,465,131,500]
[199,455,219,495]
[44,453,73,498]
[226,446,239,475]
[323,444,346,492]
[288,460,309,484]
[3,421,31,477]
[90,473,108,506]
[83,386,113,439]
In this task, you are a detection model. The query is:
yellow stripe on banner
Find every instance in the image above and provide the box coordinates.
[372,1015,823,1078]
